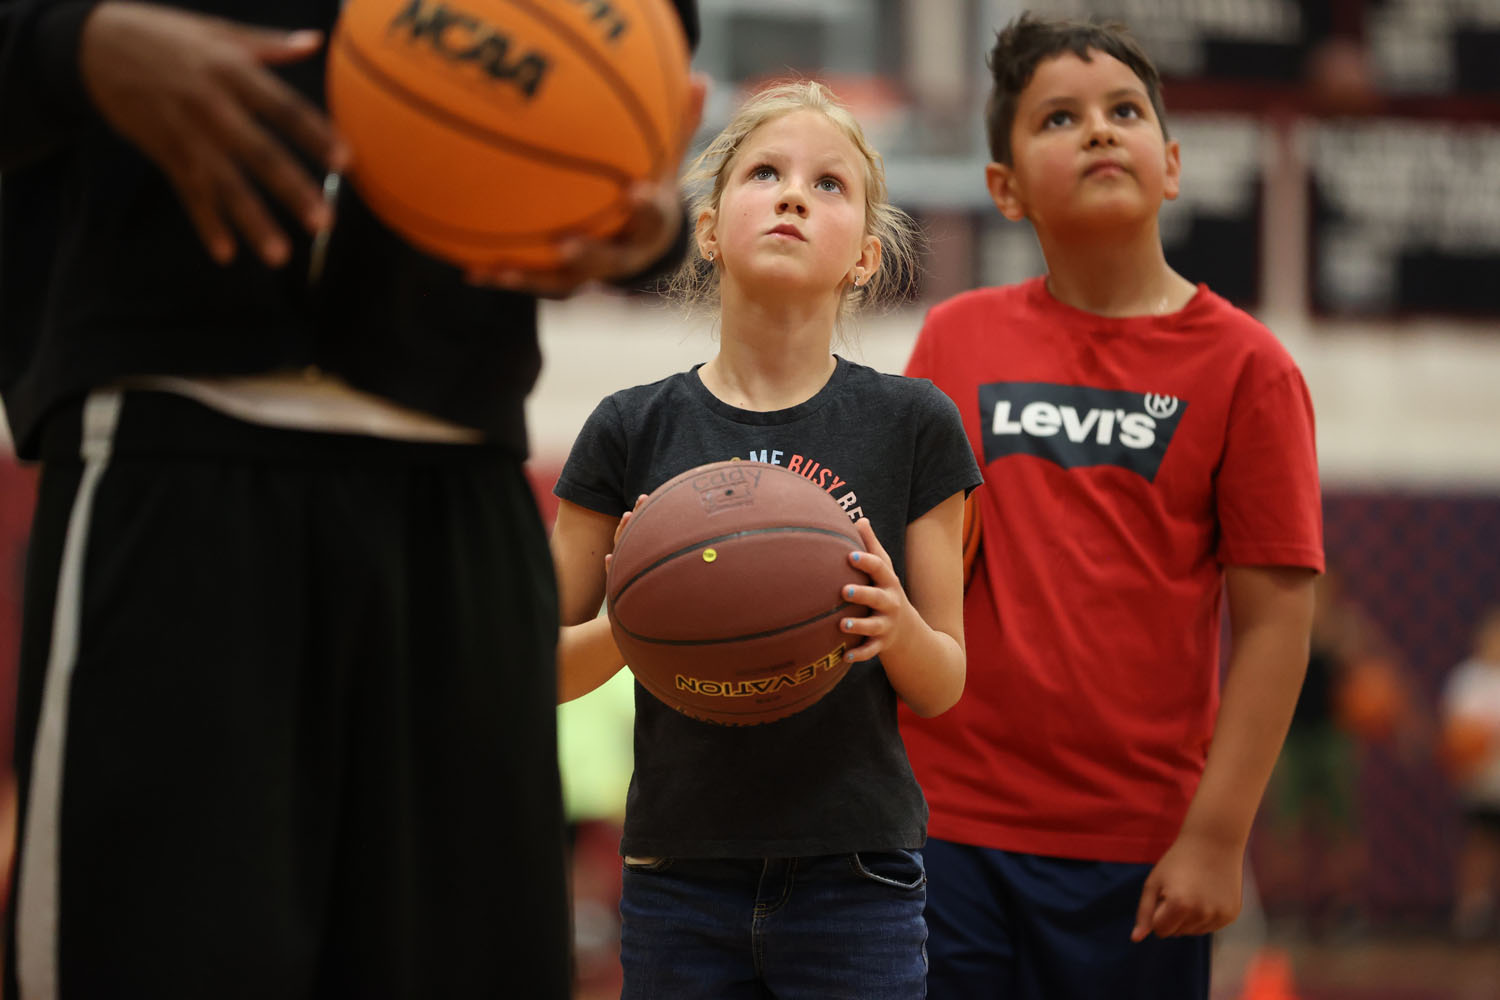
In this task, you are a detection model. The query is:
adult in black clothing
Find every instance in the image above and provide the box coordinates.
[0,2,701,997]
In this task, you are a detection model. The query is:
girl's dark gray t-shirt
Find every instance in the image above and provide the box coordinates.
[555,355,981,858]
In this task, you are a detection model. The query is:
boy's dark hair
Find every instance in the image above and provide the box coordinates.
[985,13,1169,165]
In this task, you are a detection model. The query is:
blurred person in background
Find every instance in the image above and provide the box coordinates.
[0,1,700,996]
[1439,606,1500,943]
[1258,567,1398,939]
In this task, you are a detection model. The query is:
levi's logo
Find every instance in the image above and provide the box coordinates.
[979,382,1187,482]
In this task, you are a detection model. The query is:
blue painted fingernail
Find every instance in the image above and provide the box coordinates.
[845,586,856,599]
[843,619,853,631]
[845,652,855,662]
[851,552,861,562]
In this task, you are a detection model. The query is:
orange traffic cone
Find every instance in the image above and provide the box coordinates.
[1238,947,1299,1000]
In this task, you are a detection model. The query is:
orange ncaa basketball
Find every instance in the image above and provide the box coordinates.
[327,0,690,269]
[606,461,869,726]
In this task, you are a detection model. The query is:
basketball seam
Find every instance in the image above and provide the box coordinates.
[499,0,665,171]
[611,524,859,601]
[612,462,851,560]
[351,163,628,245]
[637,0,687,155]
[336,28,636,185]
[615,601,857,646]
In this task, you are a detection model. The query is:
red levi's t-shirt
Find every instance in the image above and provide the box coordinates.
[901,278,1325,864]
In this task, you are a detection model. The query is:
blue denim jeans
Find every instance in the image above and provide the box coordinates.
[620,851,928,999]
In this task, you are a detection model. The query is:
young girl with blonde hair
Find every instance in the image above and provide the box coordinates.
[550,81,980,998]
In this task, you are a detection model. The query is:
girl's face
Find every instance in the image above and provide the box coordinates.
[990,50,1178,234]
[701,110,879,300]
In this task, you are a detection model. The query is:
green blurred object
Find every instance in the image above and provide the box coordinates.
[558,666,636,824]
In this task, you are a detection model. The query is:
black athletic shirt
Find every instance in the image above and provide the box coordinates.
[0,0,699,458]
[555,357,981,857]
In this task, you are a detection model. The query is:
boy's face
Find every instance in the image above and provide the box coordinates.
[986,50,1179,236]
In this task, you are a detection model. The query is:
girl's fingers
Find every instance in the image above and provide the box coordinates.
[842,634,882,663]
[842,518,903,667]
[614,498,646,546]
[853,517,889,558]
[841,613,888,665]
[842,583,894,614]
[849,520,900,587]
[848,548,888,584]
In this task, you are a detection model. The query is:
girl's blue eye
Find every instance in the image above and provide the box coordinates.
[816,177,844,193]
[751,165,777,180]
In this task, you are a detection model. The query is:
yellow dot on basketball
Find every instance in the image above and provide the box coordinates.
[702,549,717,563]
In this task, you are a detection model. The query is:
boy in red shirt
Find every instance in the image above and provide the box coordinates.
[901,14,1323,998]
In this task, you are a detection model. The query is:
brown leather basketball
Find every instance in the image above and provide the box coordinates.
[606,461,868,725]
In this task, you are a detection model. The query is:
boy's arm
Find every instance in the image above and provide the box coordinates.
[550,499,629,703]
[1131,564,1316,941]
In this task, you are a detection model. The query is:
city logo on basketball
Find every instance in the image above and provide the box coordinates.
[693,464,762,514]
[979,381,1190,482]
[387,0,552,98]
[675,645,847,699]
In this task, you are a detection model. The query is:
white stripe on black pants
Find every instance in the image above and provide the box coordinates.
[16,390,122,1000]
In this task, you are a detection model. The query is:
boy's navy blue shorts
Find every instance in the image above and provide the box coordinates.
[924,837,1211,1000]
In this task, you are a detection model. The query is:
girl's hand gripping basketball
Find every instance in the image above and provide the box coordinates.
[78,3,349,268]
[602,494,649,578]
[838,518,922,665]
[468,74,709,298]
